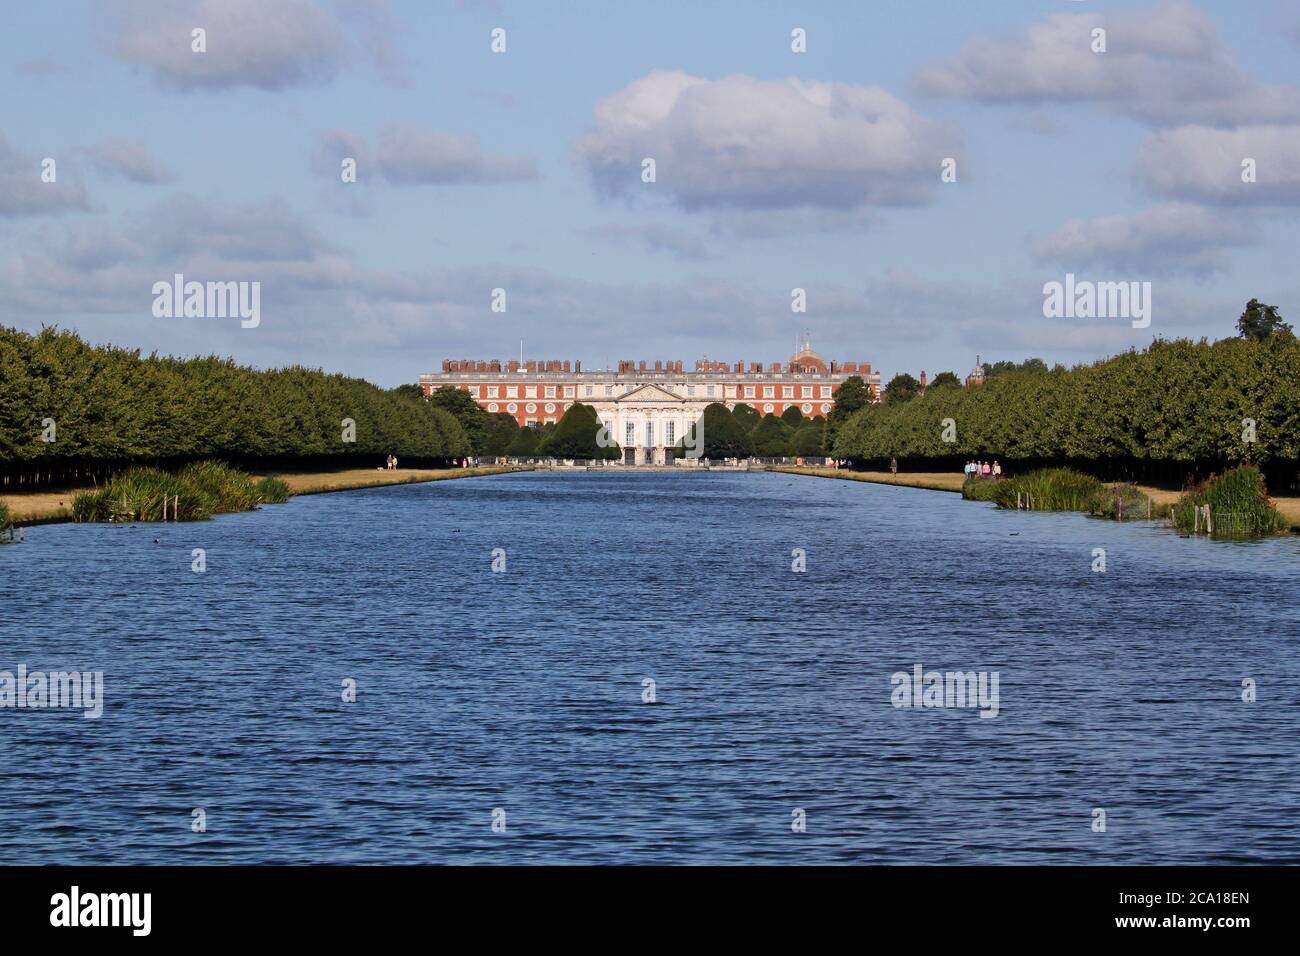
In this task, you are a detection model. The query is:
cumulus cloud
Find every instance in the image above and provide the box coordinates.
[1136,124,1300,205]
[82,140,172,184]
[573,71,959,213]
[0,133,90,217]
[314,127,536,185]
[109,0,353,91]
[916,0,1300,127]
[1029,202,1256,276]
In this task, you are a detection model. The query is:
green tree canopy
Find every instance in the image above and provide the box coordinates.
[824,374,871,452]
[480,412,522,457]
[731,402,760,431]
[929,371,961,389]
[1237,298,1292,342]
[884,373,922,403]
[751,414,792,456]
[781,405,804,427]
[537,403,619,459]
[429,385,490,454]
[790,422,825,456]
[505,425,539,457]
[701,402,751,459]
[0,325,467,477]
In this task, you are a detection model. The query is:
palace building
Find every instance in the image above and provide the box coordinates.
[419,339,881,464]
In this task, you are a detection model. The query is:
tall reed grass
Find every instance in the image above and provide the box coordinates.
[993,468,1105,511]
[72,462,292,522]
[1170,465,1288,537]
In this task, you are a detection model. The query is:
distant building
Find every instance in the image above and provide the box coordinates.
[419,338,882,464]
[965,355,986,387]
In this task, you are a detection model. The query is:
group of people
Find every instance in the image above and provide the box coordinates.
[965,460,1001,479]
[384,454,398,470]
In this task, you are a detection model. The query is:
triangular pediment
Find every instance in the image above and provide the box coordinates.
[614,383,686,403]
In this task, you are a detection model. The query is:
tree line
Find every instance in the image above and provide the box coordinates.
[0,325,470,486]
[834,329,1300,491]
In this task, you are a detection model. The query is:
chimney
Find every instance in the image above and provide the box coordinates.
[920,370,927,388]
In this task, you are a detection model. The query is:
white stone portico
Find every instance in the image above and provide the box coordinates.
[589,383,711,465]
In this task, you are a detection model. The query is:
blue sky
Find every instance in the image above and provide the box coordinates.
[2,0,1298,385]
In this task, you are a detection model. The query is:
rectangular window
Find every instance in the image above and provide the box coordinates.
[525,418,537,426]
[525,386,537,398]
[725,385,737,398]
[666,421,675,446]
[744,386,755,398]
[625,421,635,446]
[686,385,694,396]
[645,421,655,447]
[585,385,594,396]
[763,386,775,398]
[564,386,575,397]
[821,386,832,398]
[782,386,793,398]
[506,386,518,398]
[801,386,812,398]
[545,386,556,398]
[606,385,614,397]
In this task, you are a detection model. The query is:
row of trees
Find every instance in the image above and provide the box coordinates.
[0,326,470,484]
[834,331,1300,489]
[696,404,828,459]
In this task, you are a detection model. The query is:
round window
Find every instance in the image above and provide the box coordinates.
[525,403,537,413]
[507,403,518,413]
[488,403,499,413]
[545,403,555,414]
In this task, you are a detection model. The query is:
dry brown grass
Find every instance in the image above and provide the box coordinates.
[769,465,965,493]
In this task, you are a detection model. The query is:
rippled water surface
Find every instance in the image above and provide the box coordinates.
[2,470,1298,864]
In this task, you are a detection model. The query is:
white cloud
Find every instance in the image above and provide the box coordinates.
[574,71,959,213]
[83,140,172,184]
[0,133,90,217]
[916,0,1300,127]
[1029,202,1256,275]
[1136,124,1300,205]
[110,0,353,91]
[314,127,536,185]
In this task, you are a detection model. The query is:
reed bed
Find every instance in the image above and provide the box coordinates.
[72,462,292,522]
[1170,465,1288,538]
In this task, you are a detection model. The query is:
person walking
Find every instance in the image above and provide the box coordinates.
[890,457,898,476]
[993,460,1002,478]
[981,461,991,478]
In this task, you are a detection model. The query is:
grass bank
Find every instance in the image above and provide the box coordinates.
[1,464,529,525]
[767,466,965,493]
[777,463,1299,536]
